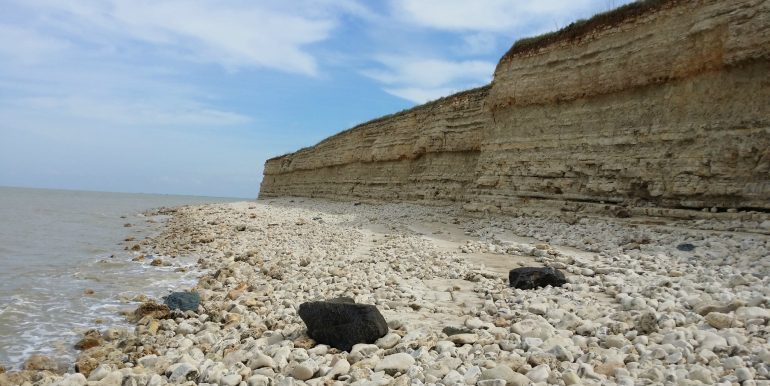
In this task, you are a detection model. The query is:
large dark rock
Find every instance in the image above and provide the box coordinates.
[164,291,200,312]
[509,267,567,290]
[298,298,388,351]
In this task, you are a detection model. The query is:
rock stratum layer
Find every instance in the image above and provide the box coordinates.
[261,0,770,216]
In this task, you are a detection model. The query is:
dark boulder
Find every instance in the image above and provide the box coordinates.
[676,243,695,252]
[164,291,200,312]
[298,298,387,351]
[509,267,567,290]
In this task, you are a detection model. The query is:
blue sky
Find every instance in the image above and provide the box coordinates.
[0,0,632,198]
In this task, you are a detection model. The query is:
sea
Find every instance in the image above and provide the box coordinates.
[0,186,243,369]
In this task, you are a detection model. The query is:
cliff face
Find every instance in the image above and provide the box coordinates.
[261,87,489,203]
[261,0,770,216]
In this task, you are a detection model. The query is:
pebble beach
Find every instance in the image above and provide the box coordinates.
[4,198,770,386]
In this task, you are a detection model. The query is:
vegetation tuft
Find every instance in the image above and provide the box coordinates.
[501,0,676,62]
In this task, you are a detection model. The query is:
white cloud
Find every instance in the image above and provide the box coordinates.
[364,57,495,103]
[10,0,341,75]
[391,0,601,32]
[456,33,499,55]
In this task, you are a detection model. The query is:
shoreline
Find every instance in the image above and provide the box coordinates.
[0,204,204,375]
[3,198,769,385]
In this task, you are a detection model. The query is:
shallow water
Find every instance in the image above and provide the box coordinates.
[0,186,243,368]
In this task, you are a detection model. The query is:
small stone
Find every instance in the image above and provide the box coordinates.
[688,365,714,384]
[465,317,484,329]
[527,304,547,315]
[87,365,111,381]
[166,363,199,382]
[526,364,550,383]
[147,319,160,335]
[548,344,573,362]
[699,332,728,351]
[522,338,542,351]
[246,374,271,386]
[480,365,529,386]
[220,374,242,386]
[511,318,555,340]
[146,374,164,386]
[375,333,400,349]
[676,243,695,252]
[641,367,664,382]
[435,340,456,355]
[375,353,414,375]
[735,367,754,382]
[349,343,379,363]
[758,349,770,363]
[54,373,87,386]
[704,312,733,329]
[138,355,159,369]
[723,356,744,369]
[604,335,629,349]
[448,333,478,345]
[666,351,683,364]
[443,370,464,384]
[464,366,482,384]
[562,370,581,385]
[292,359,318,381]
[74,336,102,350]
[93,371,123,386]
[735,306,770,321]
[527,352,558,369]
[326,356,350,379]
[23,354,62,373]
[227,283,248,300]
[637,311,658,334]
[595,362,624,377]
[176,322,197,335]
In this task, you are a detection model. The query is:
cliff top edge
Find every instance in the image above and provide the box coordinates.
[499,0,681,64]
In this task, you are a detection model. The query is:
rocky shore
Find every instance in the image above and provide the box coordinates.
[2,198,769,386]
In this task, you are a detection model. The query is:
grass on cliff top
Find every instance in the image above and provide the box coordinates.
[502,0,674,61]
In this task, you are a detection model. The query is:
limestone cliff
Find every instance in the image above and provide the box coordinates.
[260,0,770,217]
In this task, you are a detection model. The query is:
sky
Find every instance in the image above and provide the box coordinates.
[0,0,633,198]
